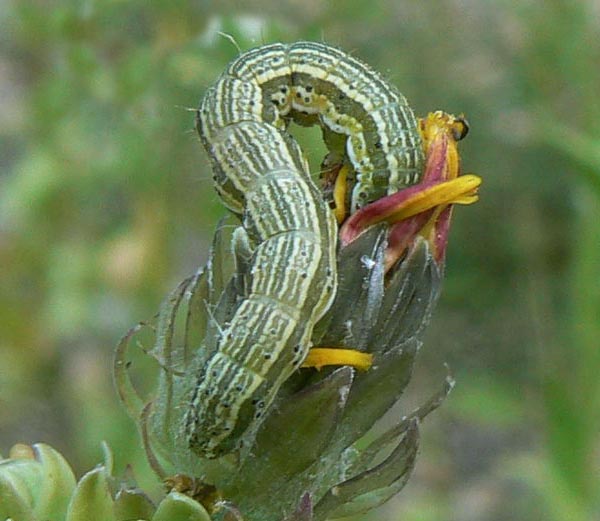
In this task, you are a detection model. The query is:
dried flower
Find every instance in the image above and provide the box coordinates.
[340,111,481,268]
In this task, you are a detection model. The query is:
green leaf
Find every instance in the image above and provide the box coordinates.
[33,443,77,520]
[351,374,454,475]
[0,458,41,503]
[66,466,115,521]
[224,368,354,519]
[114,486,155,521]
[114,322,149,421]
[255,366,353,474]
[0,463,37,521]
[183,266,211,366]
[282,493,312,521]
[325,479,410,520]
[373,237,441,352]
[152,491,211,521]
[314,420,419,519]
[336,339,419,449]
[315,225,387,348]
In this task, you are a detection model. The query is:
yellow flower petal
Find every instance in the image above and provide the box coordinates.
[303,348,374,371]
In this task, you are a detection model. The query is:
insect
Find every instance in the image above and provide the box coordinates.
[185,41,424,458]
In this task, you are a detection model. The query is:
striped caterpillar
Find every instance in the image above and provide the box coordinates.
[185,41,424,458]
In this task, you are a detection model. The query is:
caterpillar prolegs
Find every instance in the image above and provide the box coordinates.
[186,41,424,458]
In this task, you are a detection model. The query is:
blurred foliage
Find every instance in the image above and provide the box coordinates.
[0,443,212,521]
[1,1,599,520]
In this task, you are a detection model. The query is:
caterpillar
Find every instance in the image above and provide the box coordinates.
[185,41,424,458]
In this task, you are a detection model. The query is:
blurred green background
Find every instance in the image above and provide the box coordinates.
[1,1,599,519]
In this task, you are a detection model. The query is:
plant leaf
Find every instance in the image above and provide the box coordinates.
[282,492,313,521]
[114,486,156,521]
[314,420,419,519]
[33,443,77,520]
[152,491,212,521]
[65,466,115,521]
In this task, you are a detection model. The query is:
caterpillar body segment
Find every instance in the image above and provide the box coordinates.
[188,41,423,458]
